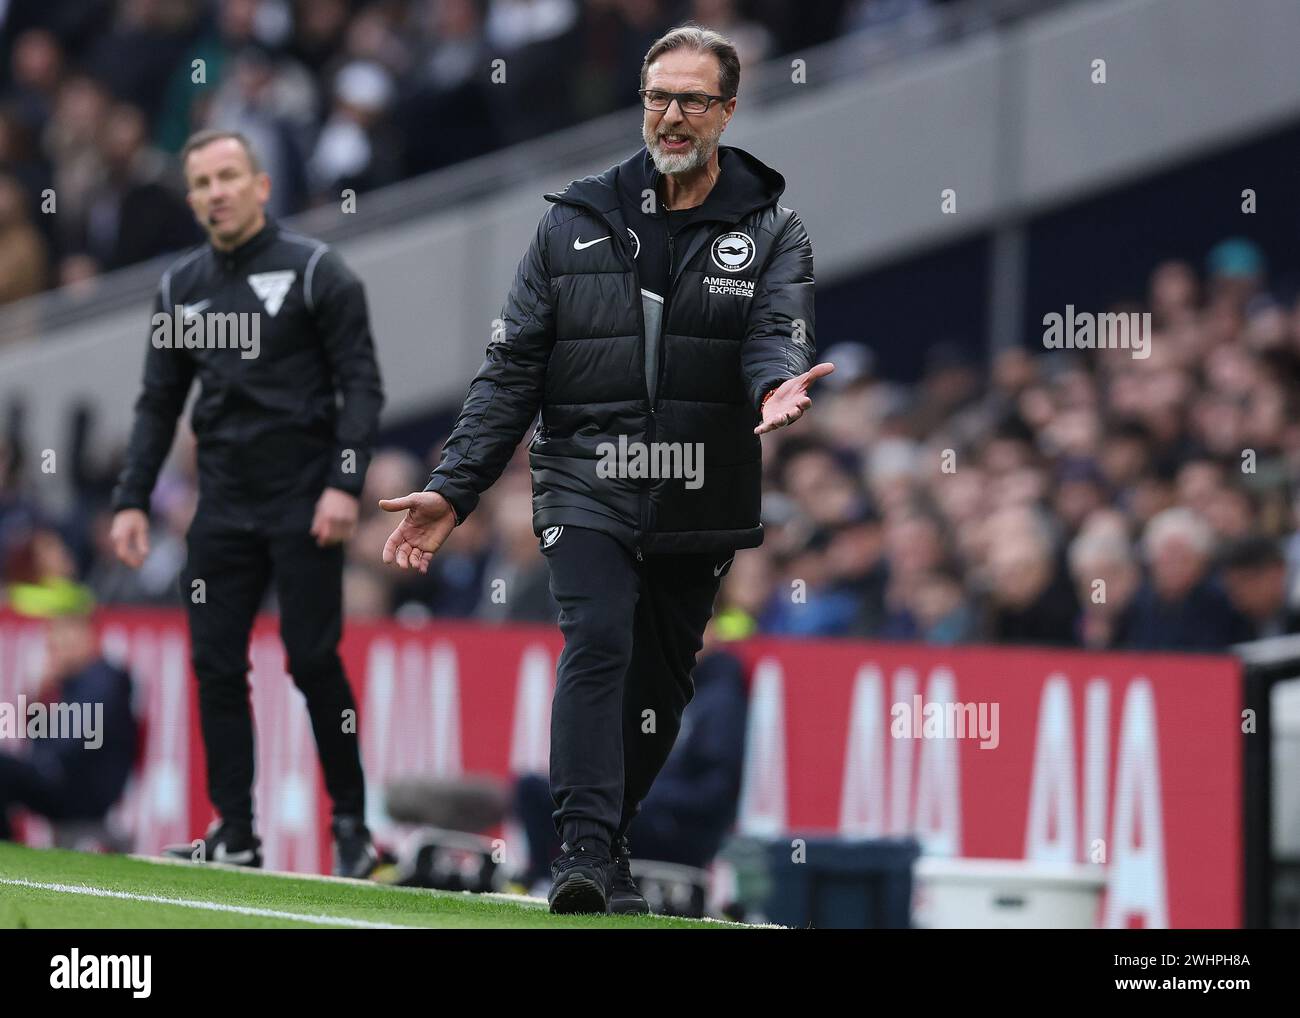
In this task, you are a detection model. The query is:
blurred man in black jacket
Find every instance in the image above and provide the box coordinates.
[1219,535,1300,641]
[108,129,384,876]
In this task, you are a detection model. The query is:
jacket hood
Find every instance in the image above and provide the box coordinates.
[546,144,786,223]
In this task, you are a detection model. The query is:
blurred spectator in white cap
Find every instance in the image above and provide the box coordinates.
[308,59,402,200]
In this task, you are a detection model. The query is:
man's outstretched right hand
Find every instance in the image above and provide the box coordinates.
[379,491,457,574]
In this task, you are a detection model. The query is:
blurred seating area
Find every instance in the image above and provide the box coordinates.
[0,0,948,306]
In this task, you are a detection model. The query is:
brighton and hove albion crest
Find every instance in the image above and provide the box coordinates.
[710,232,755,273]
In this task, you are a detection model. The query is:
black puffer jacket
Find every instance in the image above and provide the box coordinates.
[425,145,816,555]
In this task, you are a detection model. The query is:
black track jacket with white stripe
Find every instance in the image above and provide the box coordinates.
[112,219,384,531]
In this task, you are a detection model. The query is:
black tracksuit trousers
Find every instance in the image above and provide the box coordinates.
[181,515,366,828]
[541,526,732,853]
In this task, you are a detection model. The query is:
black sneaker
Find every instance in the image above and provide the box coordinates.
[163,820,262,867]
[607,835,650,915]
[332,815,379,879]
[548,841,611,914]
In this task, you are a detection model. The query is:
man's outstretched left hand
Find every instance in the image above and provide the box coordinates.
[754,361,835,435]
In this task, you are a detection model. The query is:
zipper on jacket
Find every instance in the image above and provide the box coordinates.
[638,230,669,544]
[639,226,676,543]
[657,231,673,411]
[547,193,654,548]
[211,249,253,516]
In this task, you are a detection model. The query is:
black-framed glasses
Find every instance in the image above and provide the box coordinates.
[638,89,731,115]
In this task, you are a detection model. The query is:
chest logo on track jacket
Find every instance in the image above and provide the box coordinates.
[247,270,296,316]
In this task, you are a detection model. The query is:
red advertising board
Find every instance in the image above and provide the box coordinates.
[0,609,1242,927]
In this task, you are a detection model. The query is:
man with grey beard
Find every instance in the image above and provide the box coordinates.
[381,25,831,914]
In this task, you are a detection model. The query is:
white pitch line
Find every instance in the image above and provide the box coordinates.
[128,858,761,925]
[132,854,550,907]
[0,877,424,929]
[130,855,770,926]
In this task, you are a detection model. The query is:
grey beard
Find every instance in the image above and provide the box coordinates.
[644,127,718,176]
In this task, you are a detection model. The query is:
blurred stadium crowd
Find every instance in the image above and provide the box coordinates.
[1,0,1293,654]
[0,0,929,308]
[4,237,1299,653]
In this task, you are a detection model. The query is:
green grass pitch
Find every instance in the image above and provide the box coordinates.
[0,843,746,929]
